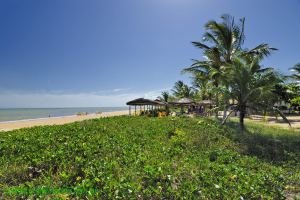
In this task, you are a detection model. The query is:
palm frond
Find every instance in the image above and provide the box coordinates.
[247,44,278,59]
[203,32,219,45]
[236,17,245,48]
[191,41,211,50]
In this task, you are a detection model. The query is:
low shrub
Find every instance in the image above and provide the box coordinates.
[0,116,298,199]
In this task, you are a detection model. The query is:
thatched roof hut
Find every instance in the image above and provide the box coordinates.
[126,98,165,116]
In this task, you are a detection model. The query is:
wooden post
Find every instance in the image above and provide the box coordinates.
[129,106,131,115]
[151,105,154,117]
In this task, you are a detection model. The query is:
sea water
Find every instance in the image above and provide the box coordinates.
[0,107,127,122]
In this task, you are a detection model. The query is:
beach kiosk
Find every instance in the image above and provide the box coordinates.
[126,98,165,116]
[168,98,196,114]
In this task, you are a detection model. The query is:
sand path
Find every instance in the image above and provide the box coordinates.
[245,115,300,130]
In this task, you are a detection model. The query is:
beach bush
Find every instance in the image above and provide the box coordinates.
[0,116,299,199]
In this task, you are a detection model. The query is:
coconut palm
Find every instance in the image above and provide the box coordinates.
[223,55,289,130]
[157,91,171,113]
[192,14,245,64]
[157,91,170,102]
[183,14,277,118]
[191,72,212,100]
[172,81,194,99]
[191,14,276,66]
[183,14,247,87]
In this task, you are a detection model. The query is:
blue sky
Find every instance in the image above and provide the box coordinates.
[0,0,299,107]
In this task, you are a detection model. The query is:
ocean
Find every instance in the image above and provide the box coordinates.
[0,107,127,122]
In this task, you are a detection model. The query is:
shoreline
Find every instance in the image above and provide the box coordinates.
[0,110,129,132]
[0,115,78,124]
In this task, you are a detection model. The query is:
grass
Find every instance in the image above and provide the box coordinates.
[0,116,299,199]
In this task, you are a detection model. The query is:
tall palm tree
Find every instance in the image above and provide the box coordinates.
[183,14,277,118]
[224,55,288,130]
[172,81,194,99]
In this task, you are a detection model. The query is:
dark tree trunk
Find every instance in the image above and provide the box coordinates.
[239,105,246,131]
[165,105,169,115]
[215,94,219,118]
[214,83,219,118]
[263,109,267,121]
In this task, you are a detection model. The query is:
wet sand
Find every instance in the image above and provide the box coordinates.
[0,110,129,132]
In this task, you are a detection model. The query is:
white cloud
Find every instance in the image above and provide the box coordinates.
[112,88,130,92]
[0,88,168,108]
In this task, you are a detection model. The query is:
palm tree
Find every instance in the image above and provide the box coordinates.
[157,91,170,102]
[172,81,194,99]
[223,55,288,130]
[183,14,277,118]
[183,14,247,87]
[192,14,245,64]
[191,14,276,64]
[157,91,171,113]
[191,72,212,100]
[290,63,300,81]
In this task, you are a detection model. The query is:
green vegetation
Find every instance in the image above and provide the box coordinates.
[159,14,300,129]
[1,116,299,199]
[1,13,299,199]
[171,81,195,99]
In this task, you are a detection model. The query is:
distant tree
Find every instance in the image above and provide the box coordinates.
[172,81,194,99]
[291,96,300,111]
[157,91,171,113]
[191,72,212,100]
[157,91,170,102]
[286,83,300,112]
[273,84,290,103]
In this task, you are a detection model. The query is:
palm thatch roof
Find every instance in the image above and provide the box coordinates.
[198,100,213,105]
[126,98,165,106]
[169,98,195,106]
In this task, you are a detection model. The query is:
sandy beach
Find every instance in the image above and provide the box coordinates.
[0,110,129,132]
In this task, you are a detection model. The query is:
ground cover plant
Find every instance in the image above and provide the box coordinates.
[0,116,299,199]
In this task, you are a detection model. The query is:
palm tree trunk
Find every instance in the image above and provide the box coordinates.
[239,105,246,131]
[223,98,229,120]
[263,109,267,122]
[214,83,220,118]
[222,87,229,120]
[215,92,219,118]
[223,106,228,121]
